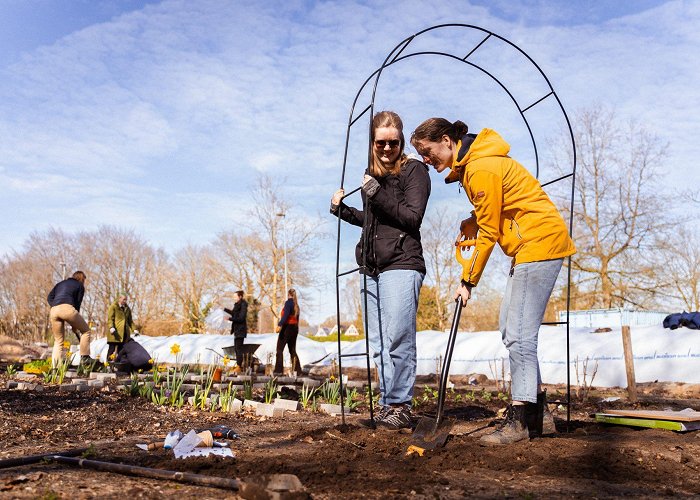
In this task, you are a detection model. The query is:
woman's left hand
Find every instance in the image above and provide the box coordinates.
[361,174,380,197]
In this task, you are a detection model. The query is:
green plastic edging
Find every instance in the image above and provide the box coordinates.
[594,414,683,431]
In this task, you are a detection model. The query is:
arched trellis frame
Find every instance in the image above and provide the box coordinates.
[334,24,576,430]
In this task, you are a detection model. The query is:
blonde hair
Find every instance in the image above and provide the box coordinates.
[370,111,408,177]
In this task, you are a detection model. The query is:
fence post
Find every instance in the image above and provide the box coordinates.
[621,325,637,402]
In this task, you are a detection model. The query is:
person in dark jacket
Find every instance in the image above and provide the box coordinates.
[274,288,301,375]
[47,271,94,367]
[106,294,135,362]
[330,110,431,430]
[223,290,248,368]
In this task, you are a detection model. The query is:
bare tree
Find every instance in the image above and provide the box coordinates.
[421,206,463,330]
[552,106,673,309]
[78,226,174,334]
[168,244,224,333]
[0,228,79,341]
[243,174,325,319]
[657,229,700,311]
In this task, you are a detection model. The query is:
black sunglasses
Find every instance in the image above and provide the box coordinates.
[374,139,400,149]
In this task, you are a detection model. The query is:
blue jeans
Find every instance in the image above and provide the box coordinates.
[499,259,563,403]
[361,269,424,406]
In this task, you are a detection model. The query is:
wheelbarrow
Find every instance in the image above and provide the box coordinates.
[222,343,262,373]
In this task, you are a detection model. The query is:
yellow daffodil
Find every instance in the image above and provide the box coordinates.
[170,343,181,355]
[222,356,230,366]
[148,358,154,365]
[63,341,70,349]
[109,352,117,361]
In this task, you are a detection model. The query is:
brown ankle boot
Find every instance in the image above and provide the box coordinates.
[479,404,531,446]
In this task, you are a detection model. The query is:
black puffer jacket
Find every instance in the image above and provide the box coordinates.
[332,159,431,277]
[47,277,85,311]
[224,299,248,338]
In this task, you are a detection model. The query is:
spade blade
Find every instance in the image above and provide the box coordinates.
[410,415,454,450]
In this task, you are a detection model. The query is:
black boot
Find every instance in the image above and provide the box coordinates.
[526,391,556,437]
[80,355,96,367]
[539,391,556,435]
[479,404,532,446]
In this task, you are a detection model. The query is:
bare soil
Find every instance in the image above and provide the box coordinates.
[1,372,699,499]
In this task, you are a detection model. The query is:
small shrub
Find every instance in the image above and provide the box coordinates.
[319,378,340,405]
[23,359,51,375]
[264,376,278,404]
[219,382,238,412]
[243,381,253,401]
[299,384,314,409]
[345,387,360,410]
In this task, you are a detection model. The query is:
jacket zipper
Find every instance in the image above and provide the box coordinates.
[510,218,523,240]
[468,249,479,278]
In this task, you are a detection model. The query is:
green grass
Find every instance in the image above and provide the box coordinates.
[306,333,364,342]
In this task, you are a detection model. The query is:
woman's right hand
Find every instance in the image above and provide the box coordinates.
[331,188,345,207]
[454,282,472,307]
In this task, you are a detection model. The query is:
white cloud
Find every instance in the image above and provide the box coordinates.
[0,0,698,322]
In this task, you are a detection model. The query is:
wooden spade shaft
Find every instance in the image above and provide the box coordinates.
[51,455,242,490]
[0,448,88,469]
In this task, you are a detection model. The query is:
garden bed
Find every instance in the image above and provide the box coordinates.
[1,365,699,498]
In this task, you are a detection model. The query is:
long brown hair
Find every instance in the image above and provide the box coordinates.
[410,118,468,147]
[288,289,299,317]
[370,110,408,177]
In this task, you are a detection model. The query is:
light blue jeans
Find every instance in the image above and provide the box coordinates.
[361,269,424,406]
[499,259,563,403]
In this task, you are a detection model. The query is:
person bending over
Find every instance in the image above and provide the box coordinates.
[411,118,576,445]
[47,271,94,367]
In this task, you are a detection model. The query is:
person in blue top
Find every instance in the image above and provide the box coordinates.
[274,288,301,375]
[47,271,94,367]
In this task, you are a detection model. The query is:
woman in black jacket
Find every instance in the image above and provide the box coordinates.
[274,288,301,375]
[331,110,431,430]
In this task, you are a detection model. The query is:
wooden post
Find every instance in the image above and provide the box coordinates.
[621,325,637,402]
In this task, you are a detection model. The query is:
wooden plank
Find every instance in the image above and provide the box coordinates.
[604,409,700,422]
[621,325,637,402]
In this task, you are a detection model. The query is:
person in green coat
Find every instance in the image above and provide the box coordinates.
[106,295,135,362]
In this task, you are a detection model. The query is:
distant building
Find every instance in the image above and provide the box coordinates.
[313,324,360,337]
[315,326,331,337]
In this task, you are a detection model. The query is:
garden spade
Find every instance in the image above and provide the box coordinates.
[410,296,463,452]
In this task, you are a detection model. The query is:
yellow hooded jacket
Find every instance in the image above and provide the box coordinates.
[454,129,576,286]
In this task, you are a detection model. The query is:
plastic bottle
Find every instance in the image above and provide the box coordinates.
[163,429,183,449]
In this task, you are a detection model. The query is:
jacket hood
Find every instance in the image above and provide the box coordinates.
[444,129,509,184]
[455,128,510,167]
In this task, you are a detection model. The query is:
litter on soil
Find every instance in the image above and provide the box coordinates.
[1,377,700,498]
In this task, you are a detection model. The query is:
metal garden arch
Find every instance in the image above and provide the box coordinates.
[334,24,577,429]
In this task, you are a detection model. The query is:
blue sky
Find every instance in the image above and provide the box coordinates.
[1,0,698,323]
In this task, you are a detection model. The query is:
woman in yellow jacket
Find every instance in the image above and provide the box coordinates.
[411,119,575,445]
